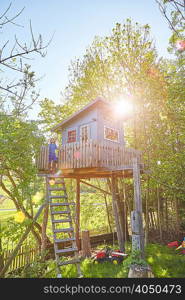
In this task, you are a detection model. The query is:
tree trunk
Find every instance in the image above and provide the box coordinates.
[103,193,112,233]
[165,197,168,232]
[174,195,180,234]
[157,186,162,242]
[132,158,144,258]
[145,176,150,245]
[31,228,42,247]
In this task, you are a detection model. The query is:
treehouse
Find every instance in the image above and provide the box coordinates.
[35,97,144,278]
[37,97,142,178]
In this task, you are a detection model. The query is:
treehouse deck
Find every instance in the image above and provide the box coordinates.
[36,140,143,178]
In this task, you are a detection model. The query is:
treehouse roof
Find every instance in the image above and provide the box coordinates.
[51,97,113,132]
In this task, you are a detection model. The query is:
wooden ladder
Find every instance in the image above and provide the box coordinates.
[47,175,82,278]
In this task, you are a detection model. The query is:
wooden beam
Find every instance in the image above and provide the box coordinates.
[75,178,81,250]
[80,180,111,195]
[111,175,124,252]
[81,230,91,257]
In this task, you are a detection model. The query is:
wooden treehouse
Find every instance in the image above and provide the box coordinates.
[37,97,142,177]
[36,97,144,277]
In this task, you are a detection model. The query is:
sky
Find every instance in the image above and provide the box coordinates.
[1,0,172,116]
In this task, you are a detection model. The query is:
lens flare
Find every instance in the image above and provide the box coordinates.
[176,40,185,52]
[114,100,133,117]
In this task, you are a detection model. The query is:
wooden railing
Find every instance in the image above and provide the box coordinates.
[36,140,141,171]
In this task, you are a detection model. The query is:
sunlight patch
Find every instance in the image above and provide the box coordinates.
[32,191,44,203]
[161,269,168,277]
[147,256,154,264]
[14,211,25,223]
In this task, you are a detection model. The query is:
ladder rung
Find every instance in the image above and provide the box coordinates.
[58,259,80,266]
[49,195,67,199]
[56,247,78,254]
[48,188,65,191]
[54,237,75,243]
[52,218,72,223]
[53,181,65,185]
[50,202,75,206]
[51,210,70,215]
[54,227,74,233]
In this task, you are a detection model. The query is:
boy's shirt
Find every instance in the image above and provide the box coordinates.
[49,143,57,154]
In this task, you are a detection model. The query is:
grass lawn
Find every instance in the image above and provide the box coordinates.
[16,242,185,278]
[0,198,16,210]
[0,210,16,224]
[145,243,185,278]
[53,243,185,278]
[0,198,16,224]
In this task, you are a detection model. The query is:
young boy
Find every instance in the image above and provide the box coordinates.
[48,138,58,173]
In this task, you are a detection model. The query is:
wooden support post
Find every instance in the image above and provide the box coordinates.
[111,175,124,252]
[81,230,91,257]
[75,178,81,250]
[132,157,144,257]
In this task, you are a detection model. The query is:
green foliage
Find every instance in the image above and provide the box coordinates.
[0,114,45,231]
[39,19,158,124]
[39,98,73,132]
[80,192,111,233]
[6,254,50,278]
[122,250,148,271]
[0,115,44,179]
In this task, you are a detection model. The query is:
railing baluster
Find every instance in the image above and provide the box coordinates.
[37,141,141,172]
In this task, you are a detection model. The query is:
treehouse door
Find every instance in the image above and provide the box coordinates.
[80,124,90,143]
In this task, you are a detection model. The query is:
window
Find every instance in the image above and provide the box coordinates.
[104,126,119,142]
[67,129,76,143]
[80,125,90,142]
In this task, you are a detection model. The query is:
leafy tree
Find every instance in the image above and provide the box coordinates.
[155,0,185,37]
[0,4,51,248]
[155,0,185,56]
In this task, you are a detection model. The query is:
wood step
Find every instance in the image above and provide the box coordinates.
[53,227,74,233]
[50,202,75,207]
[54,237,76,243]
[48,187,65,191]
[53,180,65,185]
[56,247,78,254]
[49,195,67,199]
[52,218,72,223]
[58,259,80,266]
[51,210,70,215]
